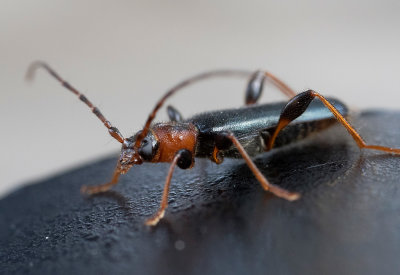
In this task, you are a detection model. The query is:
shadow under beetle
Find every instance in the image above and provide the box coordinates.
[26,63,400,225]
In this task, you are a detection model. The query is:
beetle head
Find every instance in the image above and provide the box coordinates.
[118,130,159,174]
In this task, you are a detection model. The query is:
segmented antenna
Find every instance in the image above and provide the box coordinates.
[26,61,124,143]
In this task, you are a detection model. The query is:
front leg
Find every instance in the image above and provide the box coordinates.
[146,149,193,226]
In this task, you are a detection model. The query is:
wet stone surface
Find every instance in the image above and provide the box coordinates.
[1,111,400,275]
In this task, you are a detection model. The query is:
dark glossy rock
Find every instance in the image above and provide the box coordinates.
[1,111,400,275]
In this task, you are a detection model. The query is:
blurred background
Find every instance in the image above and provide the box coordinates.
[1,0,400,197]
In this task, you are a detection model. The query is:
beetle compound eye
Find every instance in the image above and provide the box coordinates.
[138,138,152,160]
[138,136,159,161]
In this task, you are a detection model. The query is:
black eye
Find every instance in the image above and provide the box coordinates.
[138,137,158,161]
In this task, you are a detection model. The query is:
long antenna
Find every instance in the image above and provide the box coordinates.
[26,61,124,143]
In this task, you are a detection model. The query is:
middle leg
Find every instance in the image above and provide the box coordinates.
[214,132,301,201]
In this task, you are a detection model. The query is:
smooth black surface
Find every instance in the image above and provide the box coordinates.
[1,111,400,275]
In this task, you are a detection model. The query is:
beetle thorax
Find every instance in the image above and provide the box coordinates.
[150,123,198,163]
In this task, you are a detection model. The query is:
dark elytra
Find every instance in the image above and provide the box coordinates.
[190,97,347,158]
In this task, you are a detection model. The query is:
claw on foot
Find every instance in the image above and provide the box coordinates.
[145,210,165,226]
[267,184,301,201]
[80,184,111,195]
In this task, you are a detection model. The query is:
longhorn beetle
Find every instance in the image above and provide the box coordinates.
[26,62,400,226]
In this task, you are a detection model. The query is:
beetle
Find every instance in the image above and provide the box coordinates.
[26,62,400,225]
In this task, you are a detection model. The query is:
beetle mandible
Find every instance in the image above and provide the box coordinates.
[26,62,400,225]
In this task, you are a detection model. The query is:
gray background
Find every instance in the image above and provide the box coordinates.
[1,0,400,197]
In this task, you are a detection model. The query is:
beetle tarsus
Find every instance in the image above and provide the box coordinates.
[80,184,111,195]
[145,210,165,226]
[80,167,121,195]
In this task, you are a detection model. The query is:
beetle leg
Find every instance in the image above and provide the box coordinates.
[26,61,124,143]
[267,90,400,154]
[81,163,121,195]
[167,105,184,122]
[146,149,192,226]
[216,132,300,201]
[245,70,297,105]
